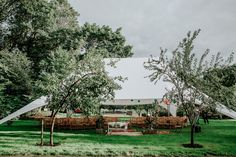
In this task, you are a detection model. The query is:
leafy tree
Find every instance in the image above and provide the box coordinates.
[53,0,79,30]
[0,0,132,119]
[0,83,8,118]
[145,30,234,147]
[79,23,133,58]
[214,64,236,87]
[203,64,236,111]
[0,50,32,117]
[0,0,80,75]
[36,48,121,145]
[0,1,132,76]
[47,23,133,59]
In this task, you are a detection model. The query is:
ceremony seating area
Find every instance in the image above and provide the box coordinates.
[157,116,188,129]
[43,116,119,129]
[42,116,188,130]
[129,117,146,127]
[129,116,188,129]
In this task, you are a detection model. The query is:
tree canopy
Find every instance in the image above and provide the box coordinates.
[36,47,121,145]
[0,50,32,117]
[0,0,132,74]
[203,64,236,110]
[145,30,235,146]
[79,23,133,58]
[0,0,132,118]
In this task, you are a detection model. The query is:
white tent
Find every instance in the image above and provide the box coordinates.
[0,58,235,125]
[103,58,236,118]
[102,57,176,115]
[0,96,48,124]
[105,58,173,99]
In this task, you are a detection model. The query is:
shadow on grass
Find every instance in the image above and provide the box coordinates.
[1,119,236,150]
[0,131,40,138]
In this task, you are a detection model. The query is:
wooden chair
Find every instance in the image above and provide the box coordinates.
[174,116,188,132]
[157,117,168,128]
[169,117,177,129]
[43,117,52,129]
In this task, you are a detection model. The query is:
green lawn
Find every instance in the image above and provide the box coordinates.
[0,119,235,157]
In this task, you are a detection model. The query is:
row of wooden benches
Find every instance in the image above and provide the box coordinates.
[41,117,118,129]
[40,116,188,130]
[130,116,188,129]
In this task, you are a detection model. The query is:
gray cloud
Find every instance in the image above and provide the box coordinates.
[69,0,236,59]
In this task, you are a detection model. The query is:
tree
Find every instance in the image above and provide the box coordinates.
[79,23,133,58]
[47,23,133,60]
[0,83,7,118]
[0,0,77,116]
[36,48,121,145]
[0,1,133,76]
[0,50,32,117]
[213,64,236,87]
[203,64,236,111]
[0,0,80,76]
[144,30,234,147]
[0,0,132,118]
[53,0,79,30]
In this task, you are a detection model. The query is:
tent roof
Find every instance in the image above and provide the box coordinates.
[1,58,236,125]
[105,57,172,100]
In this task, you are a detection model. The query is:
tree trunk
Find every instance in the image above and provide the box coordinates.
[50,110,54,117]
[50,116,56,146]
[40,119,44,146]
[190,124,195,146]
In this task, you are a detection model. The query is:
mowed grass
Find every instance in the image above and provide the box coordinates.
[0,119,235,157]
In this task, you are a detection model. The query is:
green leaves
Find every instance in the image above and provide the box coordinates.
[80,23,133,58]
[145,30,235,124]
[0,50,32,116]
[0,50,32,93]
[203,64,236,110]
[37,48,120,116]
[0,0,132,118]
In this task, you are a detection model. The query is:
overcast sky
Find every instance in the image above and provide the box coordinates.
[69,0,236,58]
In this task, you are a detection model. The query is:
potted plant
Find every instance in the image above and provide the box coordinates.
[142,115,158,134]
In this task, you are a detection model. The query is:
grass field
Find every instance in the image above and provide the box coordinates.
[0,119,235,157]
